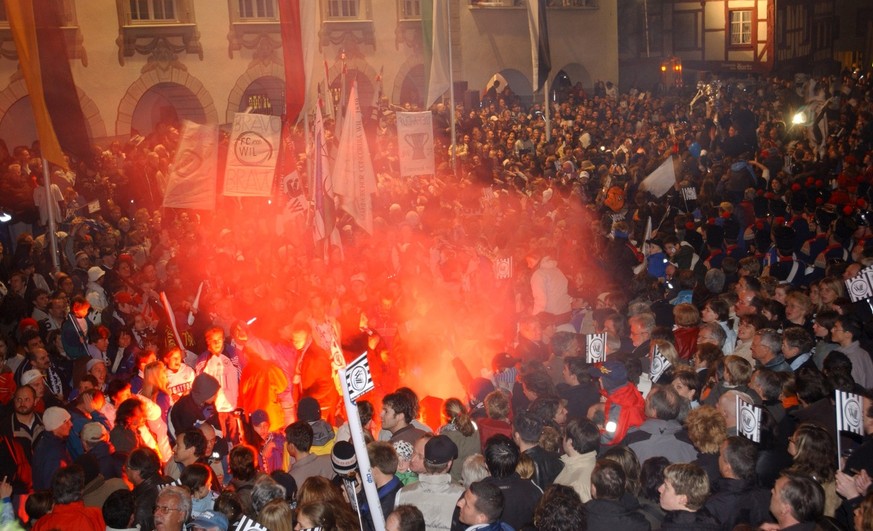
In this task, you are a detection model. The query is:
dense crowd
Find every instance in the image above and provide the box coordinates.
[0,65,873,531]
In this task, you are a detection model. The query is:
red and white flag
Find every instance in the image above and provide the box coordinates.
[277,1,317,124]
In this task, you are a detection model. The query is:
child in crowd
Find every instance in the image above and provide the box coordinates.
[392,440,417,486]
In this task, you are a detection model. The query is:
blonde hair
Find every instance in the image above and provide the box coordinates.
[684,405,727,454]
[257,499,293,531]
[516,453,535,480]
[673,303,701,327]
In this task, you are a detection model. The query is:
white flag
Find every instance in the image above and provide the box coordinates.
[845,265,873,302]
[640,156,677,198]
[426,0,451,109]
[634,216,652,275]
[333,83,377,234]
[224,113,281,197]
[345,351,375,402]
[163,120,218,210]
[586,333,607,364]
[835,390,863,436]
[396,112,435,177]
[736,395,761,443]
[650,345,671,384]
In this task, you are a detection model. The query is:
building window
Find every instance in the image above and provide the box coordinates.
[400,0,421,19]
[328,0,359,18]
[129,0,177,21]
[673,11,697,51]
[729,9,752,46]
[237,0,276,19]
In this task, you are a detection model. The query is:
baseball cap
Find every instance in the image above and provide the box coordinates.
[43,407,71,432]
[424,435,458,465]
[190,511,228,531]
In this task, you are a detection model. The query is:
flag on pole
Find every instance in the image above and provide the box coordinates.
[736,395,761,443]
[6,0,92,169]
[333,83,377,234]
[159,292,184,352]
[586,333,607,364]
[163,121,218,210]
[835,390,863,436]
[321,60,335,120]
[425,0,451,109]
[277,0,317,123]
[312,106,337,244]
[526,0,552,92]
[650,344,671,384]
[633,216,652,275]
[640,156,677,198]
[345,352,375,402]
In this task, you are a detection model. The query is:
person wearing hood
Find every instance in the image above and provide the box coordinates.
[84,266,109,325]
[297,396,335,456]
[169,373,220,436]
[589,360,645,446]
[526,248,574,326]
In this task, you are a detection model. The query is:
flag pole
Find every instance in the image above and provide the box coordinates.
[42,159,60,273]
[446,0,457,176]
[544,77,550,142]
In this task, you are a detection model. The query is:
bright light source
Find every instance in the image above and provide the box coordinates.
[0,211,10,223]
[792,112,806,125]
[661,65,667,72]
[605,421,617,433]
[600,146,606,152]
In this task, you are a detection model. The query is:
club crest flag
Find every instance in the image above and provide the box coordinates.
[650,345,671,384]
[164,120,218,210]
[681,187,697,201]
[836,390,863,436]
[586,333,607,364]
[396,112,435,177]
[736,395,761,443]
[224,113,282,197]
[495,257,513,280]
[345,352,375,402]
[845,265,873,302]
[87,200,100,213]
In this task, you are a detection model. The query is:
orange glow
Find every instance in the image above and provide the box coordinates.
[661,65,667,72]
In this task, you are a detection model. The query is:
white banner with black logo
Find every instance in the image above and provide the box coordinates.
[736,395,761,443]
[650,345,671,383]
[586,333,607,364]
[836,390,863,436]
[345,351,375,402]
[845,265,873,302]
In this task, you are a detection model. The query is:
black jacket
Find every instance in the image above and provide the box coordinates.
[585,498,651,531]
[704,477,772,530]
[660,508,721,531]
[483,475,542,530]
[132,474,166,531]
[524,445,564,490]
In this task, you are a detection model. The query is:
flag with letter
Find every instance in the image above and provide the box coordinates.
[640,156,677,198]
[736,395,761,443]
[224,114,282,197]
[163,121,218,210]
[586,333,607,364]
[396,112,435,177]
[333,83,377,234]
[345,352,375,402]
[526,0,552,92]
[835,390,863,436]
[6,0,92,168]
[845,265,873,302]
[650,345,671,384]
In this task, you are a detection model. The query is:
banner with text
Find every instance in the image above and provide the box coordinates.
[224,113,282,197]
[396,112,435,177]
[163,120,218,210]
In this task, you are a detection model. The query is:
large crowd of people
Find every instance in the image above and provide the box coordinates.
[0,65,873,531]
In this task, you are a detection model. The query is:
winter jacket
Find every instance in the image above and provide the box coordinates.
[553,451,596,502]
[601,383,646,446]
[623,418,699,464]
[659,508,721,531]
[704,477,771,530]
[524,445,564,490]
[585,497,651,531]
[530,257,573,316]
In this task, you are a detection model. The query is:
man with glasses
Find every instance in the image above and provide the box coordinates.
[154,485,192,531]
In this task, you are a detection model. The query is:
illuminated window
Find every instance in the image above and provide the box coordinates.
[729,10,752,45]
[237,0,276,19]
[129,0,177,21]
[401,0,421,19]
[328,0,359,18]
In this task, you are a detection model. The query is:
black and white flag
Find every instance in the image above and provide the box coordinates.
[233,515,268,531]
[836,390,863,436]
[586,333,607,364]
[650,345,671,383]
[845,265,873,302]
[681,187,697,201]
[736,395,761,443]
[345,351,375,402]
[495,257,513,280]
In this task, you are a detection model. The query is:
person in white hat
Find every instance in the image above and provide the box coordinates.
[32,406,72,489]
[85,266,108,324]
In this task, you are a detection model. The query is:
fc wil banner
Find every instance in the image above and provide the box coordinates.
[224,113,282,197]
[396,112,435,177]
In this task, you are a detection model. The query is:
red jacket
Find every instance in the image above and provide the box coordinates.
[673,326,699,361]
[32,501,104,531]
[602,383,646,446]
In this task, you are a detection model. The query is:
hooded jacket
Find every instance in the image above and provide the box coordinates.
[624,418,698,464]
[530,257,573,316]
